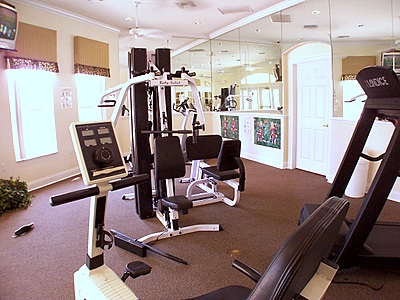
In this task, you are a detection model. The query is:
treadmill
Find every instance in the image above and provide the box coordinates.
[300,66,400,269]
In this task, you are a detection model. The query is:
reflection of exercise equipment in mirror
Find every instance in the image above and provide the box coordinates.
[50,121,150,300]
[172,97,198,161]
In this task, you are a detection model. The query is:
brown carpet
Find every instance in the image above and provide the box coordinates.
[1,159,400,299]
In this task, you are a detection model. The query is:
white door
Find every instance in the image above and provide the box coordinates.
[296,58,331,175]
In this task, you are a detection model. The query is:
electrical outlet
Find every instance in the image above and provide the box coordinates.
[1,163,6,172]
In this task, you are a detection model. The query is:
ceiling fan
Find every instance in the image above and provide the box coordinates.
[128,1,167,39]
[125,1,208,41]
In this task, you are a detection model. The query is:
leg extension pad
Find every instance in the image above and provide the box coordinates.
[113,231,147,257]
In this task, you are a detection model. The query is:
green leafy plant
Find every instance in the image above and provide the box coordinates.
[0,177,33,215]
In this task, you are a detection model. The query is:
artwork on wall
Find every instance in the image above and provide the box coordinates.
[220,115,239,140]
[254,117,281,149]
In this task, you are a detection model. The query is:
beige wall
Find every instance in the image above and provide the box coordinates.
[0,2,120,190]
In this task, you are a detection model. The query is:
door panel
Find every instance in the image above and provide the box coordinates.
[296,58,331,175]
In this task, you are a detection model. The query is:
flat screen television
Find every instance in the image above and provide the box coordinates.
[0,1,17,51]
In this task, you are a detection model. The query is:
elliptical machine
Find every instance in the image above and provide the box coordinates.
[50,120,150,299]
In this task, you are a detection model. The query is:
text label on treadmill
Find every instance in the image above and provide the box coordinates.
[363,76,389,88]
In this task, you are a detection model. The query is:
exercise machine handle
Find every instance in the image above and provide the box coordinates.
[50,174,149,207]
[110,174,148,190]
[50,186,100,206]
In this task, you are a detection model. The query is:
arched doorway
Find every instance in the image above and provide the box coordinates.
[284,42,332,175]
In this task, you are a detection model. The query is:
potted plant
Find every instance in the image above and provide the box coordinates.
[0,177,32,215]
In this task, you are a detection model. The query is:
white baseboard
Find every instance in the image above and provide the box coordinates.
[242,151,284,169]
[27,167,80,191]
[323,179,400,203]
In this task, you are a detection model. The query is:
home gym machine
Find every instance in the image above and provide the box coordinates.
[50,121,151,299]
[99,48,205,219]
[300,66,400,269]
[99,48,221,263]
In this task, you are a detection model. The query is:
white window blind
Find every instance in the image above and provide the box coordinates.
[7,69,58,161]
[75,73,105,122]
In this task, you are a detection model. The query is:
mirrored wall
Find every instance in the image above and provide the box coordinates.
[172,0,399,116]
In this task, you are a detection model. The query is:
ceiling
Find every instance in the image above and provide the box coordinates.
[15,0,294,52]
[12,0,400,75]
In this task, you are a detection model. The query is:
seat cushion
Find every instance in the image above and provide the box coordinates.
[202,166,240,181]
[161,195,193,211]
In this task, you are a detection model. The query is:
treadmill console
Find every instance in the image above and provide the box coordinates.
[70,121,127,185]
[356,65,400,99]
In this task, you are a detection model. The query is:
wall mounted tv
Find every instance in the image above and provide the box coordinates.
[0,1,18,51]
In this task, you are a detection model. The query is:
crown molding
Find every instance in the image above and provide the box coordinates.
[173,0,305,58]
[11,0,120,33]
[171,39,208,57]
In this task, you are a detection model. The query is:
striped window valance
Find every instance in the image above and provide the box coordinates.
[341,56,376,81]
[74,36,110,77]
[5,22,59,73]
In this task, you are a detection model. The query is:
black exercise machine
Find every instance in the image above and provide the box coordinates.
[300,66,400,269]
[101,48,223,263]
[185,135,246,207]
[189,196,349,300]
[113,136,221,264]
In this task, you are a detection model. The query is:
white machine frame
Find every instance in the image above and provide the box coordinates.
[100,71,205,128]
[50,121,150,300]
[186,172,241,207]
[70,121,136,300]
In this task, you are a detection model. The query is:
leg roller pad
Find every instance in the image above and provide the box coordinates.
[114,234,147,257]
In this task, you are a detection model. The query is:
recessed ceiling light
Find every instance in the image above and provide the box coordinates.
[124,16,133,21]
[165,40,171,43]
[311,10,320,15]
[193,21,201,25]
[255,29,261,33]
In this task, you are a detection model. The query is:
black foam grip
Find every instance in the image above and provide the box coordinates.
[50,186,100,206]
[111,174,149,191]
[49,174,149,206]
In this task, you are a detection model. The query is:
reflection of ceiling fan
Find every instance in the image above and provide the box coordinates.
[379,0,399,53]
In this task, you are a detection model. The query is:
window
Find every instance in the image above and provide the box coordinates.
[75,73,105,122]
[7,69,57,161]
